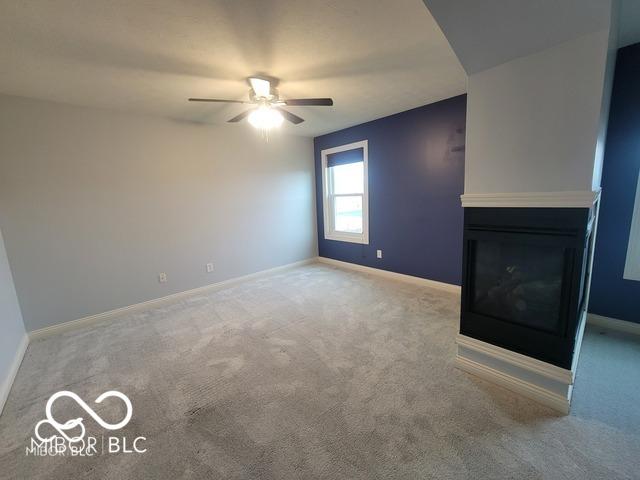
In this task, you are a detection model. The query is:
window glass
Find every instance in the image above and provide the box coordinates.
[331,162,364,194]
[334,195,363,234]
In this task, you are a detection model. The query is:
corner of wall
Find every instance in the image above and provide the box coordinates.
[0,226,28,415]
[592,5,620,191]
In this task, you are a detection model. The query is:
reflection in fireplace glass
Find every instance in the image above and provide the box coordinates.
[471,240,565,332]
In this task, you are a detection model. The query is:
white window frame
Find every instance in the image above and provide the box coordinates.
[624,171,640,281]
[321,140,369,244]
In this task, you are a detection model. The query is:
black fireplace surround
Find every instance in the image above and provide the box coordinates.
[460,207,594,369]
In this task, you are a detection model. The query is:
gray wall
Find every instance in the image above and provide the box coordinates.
[0,95,317,331]
[0,226,26,409]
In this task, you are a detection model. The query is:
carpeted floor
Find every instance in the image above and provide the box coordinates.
[0,263,638,479]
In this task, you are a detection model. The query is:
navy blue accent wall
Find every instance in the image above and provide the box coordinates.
[590,43,640,324]
[314,94,466,285]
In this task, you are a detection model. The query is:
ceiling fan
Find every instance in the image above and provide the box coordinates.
[188,76,333,129]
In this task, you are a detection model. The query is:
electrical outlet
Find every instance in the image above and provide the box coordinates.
[376,249,383,259]
[206,263,214,273]
[158,272,167,283]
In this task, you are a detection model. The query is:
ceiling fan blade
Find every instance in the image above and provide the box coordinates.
[188,98,249,104]
[227,110,253,123]
[284,98,333,106]
[276,108,304,125]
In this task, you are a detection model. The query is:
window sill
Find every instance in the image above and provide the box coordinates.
[324,232,369,245]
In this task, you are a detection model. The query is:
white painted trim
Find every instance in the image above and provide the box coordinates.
[0,333,29,416]
[456,334,573,384]
[29,258,318,340]
[317,256,461,293]
[587,313,640,336]
[623,171,640,281]
[570,311,587,380]
[456,334,573,414]
[460,190,600,208]
[321,140,369,245]
[456,355,570,414]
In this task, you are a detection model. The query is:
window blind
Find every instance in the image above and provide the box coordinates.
[327,147,364,167]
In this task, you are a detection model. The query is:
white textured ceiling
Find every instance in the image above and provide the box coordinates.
[0,0,466,137]
[423,0,614,74]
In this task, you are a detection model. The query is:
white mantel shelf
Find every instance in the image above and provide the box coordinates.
[460,190,601,208]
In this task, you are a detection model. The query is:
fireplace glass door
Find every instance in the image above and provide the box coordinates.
[469,240,566,333]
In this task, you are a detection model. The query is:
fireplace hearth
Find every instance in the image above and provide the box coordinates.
[460,207,595,369]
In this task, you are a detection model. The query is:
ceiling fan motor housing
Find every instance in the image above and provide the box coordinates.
[249,86,279,104]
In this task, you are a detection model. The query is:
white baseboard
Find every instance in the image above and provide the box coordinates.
[317,257,461,294]
[587,313,640,336]
[0,333,29,416]
[456,355,571,414]
[456,334,573,414]
[29,258,318,341]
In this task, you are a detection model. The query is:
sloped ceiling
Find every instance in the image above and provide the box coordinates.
[619,0,640,48]
[422,0,613,74]
[0,0,466,137]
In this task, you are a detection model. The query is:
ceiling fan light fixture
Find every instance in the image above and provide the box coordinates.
[188,76,333,128]
[248,106,284,130]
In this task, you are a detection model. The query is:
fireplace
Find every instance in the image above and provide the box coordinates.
[460,207,595,369]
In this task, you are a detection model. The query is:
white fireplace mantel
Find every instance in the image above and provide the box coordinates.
[460,190,601,208]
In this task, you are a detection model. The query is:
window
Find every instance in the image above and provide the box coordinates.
[321,140,369,244]
[624,172,640,281]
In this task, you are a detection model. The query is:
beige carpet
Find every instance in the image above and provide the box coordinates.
[0,263,638,479]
